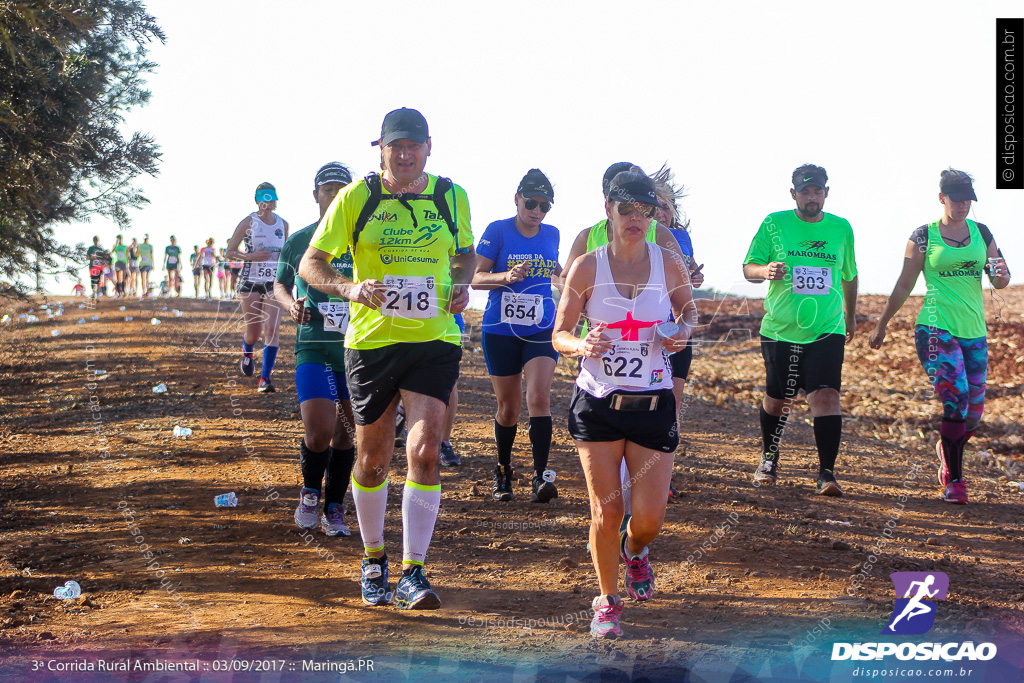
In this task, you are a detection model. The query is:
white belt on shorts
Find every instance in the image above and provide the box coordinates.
[609,393,660,412]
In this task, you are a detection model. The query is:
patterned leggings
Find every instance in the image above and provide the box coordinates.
[914,326,987,430]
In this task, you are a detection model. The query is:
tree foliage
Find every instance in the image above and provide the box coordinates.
[0,0,164,296]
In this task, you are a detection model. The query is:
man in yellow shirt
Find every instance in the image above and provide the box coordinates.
[299,108,474,611]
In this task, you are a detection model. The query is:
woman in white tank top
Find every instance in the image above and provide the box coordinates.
[227,182,290,393]
[553,167,697,639]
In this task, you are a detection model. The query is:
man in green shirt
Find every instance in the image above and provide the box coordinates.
[299,108,475,611]
[742,164,858,496]
[275,162,357,539]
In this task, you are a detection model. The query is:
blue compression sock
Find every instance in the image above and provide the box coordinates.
[242,341,254,357]
[261,345,279,380]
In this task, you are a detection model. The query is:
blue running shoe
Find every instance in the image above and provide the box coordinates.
[320,503,351,537]
[360,556,391,606]
[620,531,655,601]
[439,441,461,467]
[240,355,254,377]
[394,565,441,610]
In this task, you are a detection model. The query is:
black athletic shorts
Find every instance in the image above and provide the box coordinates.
[481,329,558,377]
[238,281,272,295]
[345,340,462,426]
[669,341,694,381]
[568,386,678,453]
[760,333,845,399]
[114,262,127,272]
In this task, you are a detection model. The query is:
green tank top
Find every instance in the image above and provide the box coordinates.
[584,219,658,252]
[916,219,987,339]
[138,243,154,266]
[113,244,128,263]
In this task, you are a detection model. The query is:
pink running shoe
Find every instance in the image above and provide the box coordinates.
[942,481,968,505]
[620,531,655,601]
[590,595,624,639]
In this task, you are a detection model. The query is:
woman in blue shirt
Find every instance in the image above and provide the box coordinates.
[472,169,562,504]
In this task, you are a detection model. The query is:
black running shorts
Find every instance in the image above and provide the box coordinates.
[345,340,462,426]
[760,333,845,400]
[669,341,694,382]
[568,386,678,453]
[481,329,558,377]
[238,281,273,295]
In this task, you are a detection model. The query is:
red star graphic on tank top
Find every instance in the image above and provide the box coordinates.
[606,311,659,341]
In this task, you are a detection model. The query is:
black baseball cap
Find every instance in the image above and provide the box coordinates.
[517,169,553,200]
[607,170,661,206]
[942,181,978,202]
[371,108,429,147]
[314,162,353,187]
[794,170,827,192]
[602,162,635,197]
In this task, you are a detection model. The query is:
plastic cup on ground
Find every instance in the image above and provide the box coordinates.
[214,492,238,508]
[53,580,81,600]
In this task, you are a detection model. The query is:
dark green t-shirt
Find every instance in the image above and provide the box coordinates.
[86,246,108,269]
[278,223,354,345]
[165,245,182,268]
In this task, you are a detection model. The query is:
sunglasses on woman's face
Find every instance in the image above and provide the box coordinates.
[616,201,656,219]
[523,199,551,213]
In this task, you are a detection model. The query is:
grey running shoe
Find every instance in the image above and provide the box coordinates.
[294,487,319,529]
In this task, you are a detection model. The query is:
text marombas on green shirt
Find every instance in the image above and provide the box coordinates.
[744,210,858,344]
[309,174,473,350]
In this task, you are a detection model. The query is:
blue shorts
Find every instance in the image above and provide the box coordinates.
[295,362,350,404]
[455,313,465,334]
[482,329,558,377]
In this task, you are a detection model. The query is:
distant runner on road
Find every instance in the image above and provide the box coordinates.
[227,183,288,393]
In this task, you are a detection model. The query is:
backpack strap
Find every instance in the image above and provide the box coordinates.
[432,176,457,237]
[352,173,383,247]
[352,173,458,246]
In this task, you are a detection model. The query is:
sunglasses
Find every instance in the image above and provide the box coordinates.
[615,201,657,219]
[523,199,551,213]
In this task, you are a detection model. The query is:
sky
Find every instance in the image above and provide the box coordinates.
[49,0,1023,304]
